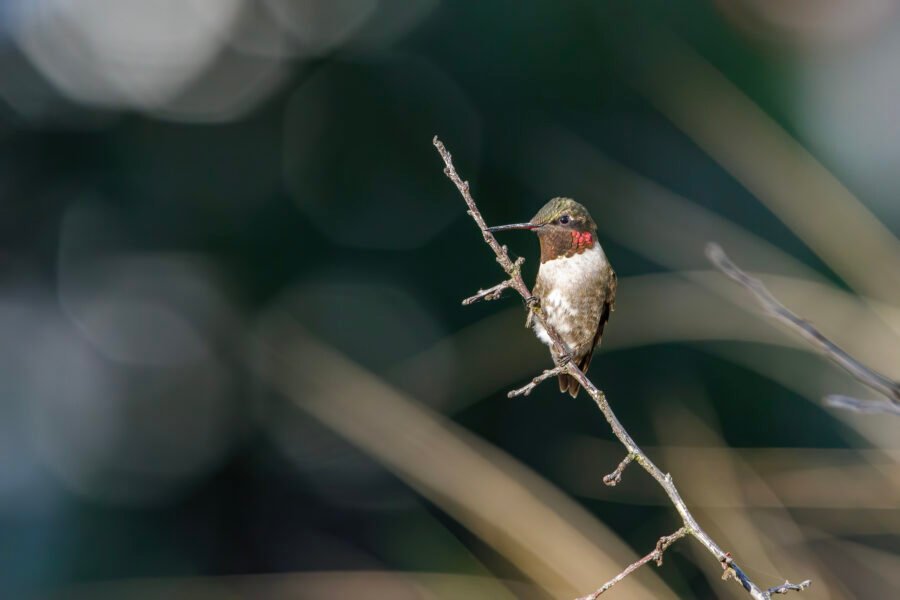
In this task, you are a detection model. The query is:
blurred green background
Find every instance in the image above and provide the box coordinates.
[1,1,898,598]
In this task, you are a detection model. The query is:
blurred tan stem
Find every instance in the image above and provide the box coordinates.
[635,36,900,305]
[256,331,674,598]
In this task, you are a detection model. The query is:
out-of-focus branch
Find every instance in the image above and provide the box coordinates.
[576,528,687,599]
[706,243,900,416]
[433,136,810,600]
[823,394,900,416]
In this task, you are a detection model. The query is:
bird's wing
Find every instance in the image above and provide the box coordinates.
[577,267,617,377]
[526,276,547,328]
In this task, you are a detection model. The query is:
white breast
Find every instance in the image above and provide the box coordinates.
[538,242,608,292]
[533,242,608,349]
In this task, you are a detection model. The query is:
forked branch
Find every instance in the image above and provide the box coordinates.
[706,243,900,416]
[433,136,810,599]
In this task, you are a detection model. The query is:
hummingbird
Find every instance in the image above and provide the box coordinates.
[488,197,616,397]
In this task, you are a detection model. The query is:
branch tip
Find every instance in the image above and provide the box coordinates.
[768,580,812,595]
[462,279,514,306]
[508,366,566,398]
[603,454,635,487]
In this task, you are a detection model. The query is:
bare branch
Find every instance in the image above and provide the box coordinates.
[706,242,900,415]
[768,580,812,595]
[434,136,809,600]
[603,454,635,487]
[463,279,515,305]
[508,366,566,398]
[576,528,687,599]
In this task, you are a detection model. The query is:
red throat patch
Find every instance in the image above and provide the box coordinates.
[570,231,593,249]
[540,229,595,262]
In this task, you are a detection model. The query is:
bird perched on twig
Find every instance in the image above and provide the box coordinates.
[489,197,616,397]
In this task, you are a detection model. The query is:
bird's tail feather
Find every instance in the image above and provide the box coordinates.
[558,353,592,398]
[558,373,579,397]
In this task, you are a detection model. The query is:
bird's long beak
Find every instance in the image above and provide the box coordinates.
[486,222,541,233]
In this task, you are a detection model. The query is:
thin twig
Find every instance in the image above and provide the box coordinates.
[706,242,900,415]
[768,580,813,595]
[434,136,809,600]
[576,528,688,599]
[508,366,566,397]
[463,277,516,305]
[603,454,635,487]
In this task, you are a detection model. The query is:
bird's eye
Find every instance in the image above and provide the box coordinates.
[559,215,571,225]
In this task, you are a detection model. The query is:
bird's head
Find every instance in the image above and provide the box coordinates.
[488,197,597,262]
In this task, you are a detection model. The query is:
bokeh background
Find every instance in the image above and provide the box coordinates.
[1,1,898,598]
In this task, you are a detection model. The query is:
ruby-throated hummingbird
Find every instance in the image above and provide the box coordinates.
[489,197,617,397]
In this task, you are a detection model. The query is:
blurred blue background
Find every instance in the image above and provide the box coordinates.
[0,2,898,598]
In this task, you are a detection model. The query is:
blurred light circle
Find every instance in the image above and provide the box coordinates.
[263,0,378,53]
[260,0,439,56]
[0,291,66,516]
[31,244,243,505]
[273,280,451,373]
[27,311,236,506]
[150,44,290,124]
[57,202,239,367]
[231,0,439,60]
[0,35,121,127]
[65,276,210,367]
[792,16,900,223]
[253,279,454,509]
[12,0,244,109]
[284,55,481,249]
[59,254,237,365]
[227,0,295,58]
[347,0,441,47]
